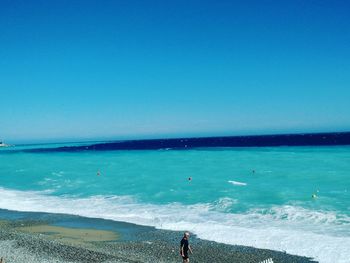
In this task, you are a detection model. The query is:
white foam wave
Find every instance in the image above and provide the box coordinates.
[228,180,247,186]
[0,187,349,263]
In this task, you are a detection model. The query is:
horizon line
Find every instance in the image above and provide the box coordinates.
[11,130,350,146]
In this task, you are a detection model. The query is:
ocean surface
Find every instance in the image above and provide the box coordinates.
[1,135,349,263]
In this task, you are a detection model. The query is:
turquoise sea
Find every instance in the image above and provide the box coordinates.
[1,143,349,262]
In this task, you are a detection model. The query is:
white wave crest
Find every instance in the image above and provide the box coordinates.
[228,180,247,186]
[0,187,349,263]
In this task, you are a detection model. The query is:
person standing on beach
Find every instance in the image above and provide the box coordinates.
[180,232,193,262]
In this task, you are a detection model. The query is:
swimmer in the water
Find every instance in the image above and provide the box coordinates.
[312,190,320,198]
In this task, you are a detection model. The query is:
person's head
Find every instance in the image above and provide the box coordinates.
[184,232,190,239]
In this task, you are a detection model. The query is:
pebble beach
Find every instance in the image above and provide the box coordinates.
[0,209,316,263]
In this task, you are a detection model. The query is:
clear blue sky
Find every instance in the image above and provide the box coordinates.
[1,0,349,143]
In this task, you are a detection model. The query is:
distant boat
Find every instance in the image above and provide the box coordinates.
[0,140,9,147]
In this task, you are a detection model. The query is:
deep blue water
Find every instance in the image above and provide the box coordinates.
[17,132,350,152]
